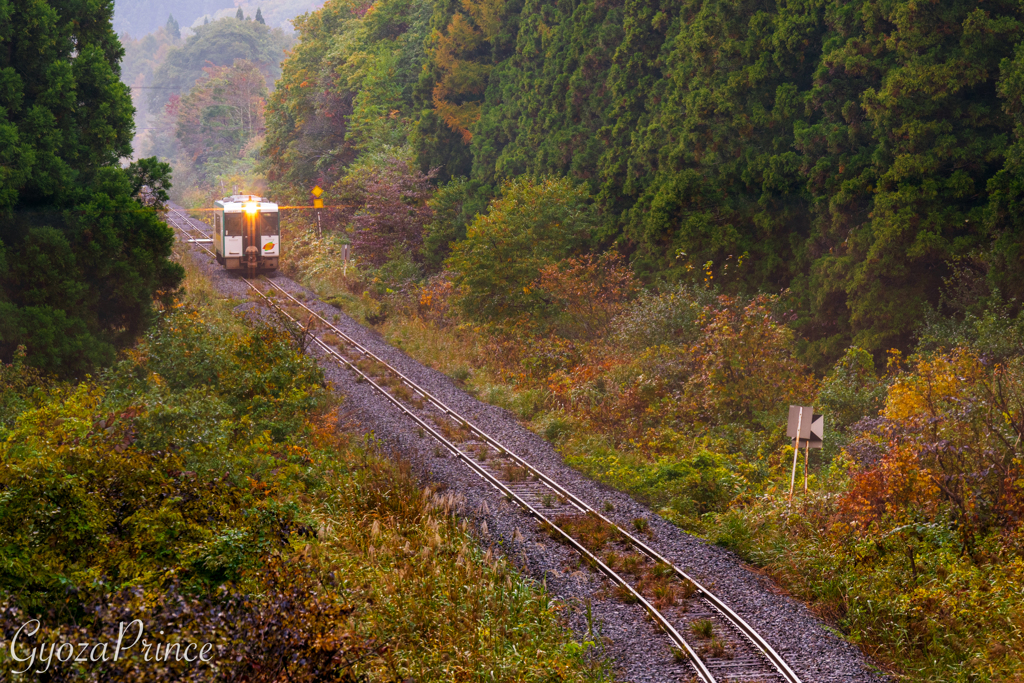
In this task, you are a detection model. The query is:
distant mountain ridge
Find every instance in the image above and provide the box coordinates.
[114,0,235,37]
[189,0,324,30]
[114,0,322,36]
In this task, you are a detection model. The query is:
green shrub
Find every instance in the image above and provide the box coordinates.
[0,346,50,433]
[510,388,548,420]
[610,283,718,351]
[447,177,597,326]
[421,176,472,272]
[366,245,423,297]
[0,304,608,683]
[0,310,329,614]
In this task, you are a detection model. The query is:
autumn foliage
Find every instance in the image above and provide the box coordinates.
[843,350,1024,547]
[173,59,268,182]
[429,0,506,142]
[0,305,602,681]
[533,253,637,340]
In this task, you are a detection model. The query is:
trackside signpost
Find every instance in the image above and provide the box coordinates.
[312,185,324,237]
[787,406,823,505]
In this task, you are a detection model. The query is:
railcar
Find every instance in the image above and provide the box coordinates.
[213,194,280,272]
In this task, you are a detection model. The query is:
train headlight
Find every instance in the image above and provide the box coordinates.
[245,202,258,214]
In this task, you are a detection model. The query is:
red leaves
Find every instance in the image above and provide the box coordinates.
[334,157,437,265]
[88,407,142,453]
[533,252,638,340]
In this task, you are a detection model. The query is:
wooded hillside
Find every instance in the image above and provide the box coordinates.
[263,0,1024,366]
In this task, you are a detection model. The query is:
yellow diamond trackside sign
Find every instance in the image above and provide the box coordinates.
[313,198,323,208]
[311,185,323,198]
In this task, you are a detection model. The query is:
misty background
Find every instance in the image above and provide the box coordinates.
[114,0,318,39]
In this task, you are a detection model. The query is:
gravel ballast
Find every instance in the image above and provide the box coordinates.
[171,206,890,683]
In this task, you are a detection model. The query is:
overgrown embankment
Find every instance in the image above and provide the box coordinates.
[0,249,607,682]
[280,200,1024,680]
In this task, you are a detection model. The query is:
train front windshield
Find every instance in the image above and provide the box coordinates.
[224,213,242,235]
[260,212,279,236]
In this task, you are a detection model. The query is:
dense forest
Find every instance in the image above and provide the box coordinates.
[121,15,294,200]
[256,0,1024,367]
[237,0,1024,678]
[0,0,183,374]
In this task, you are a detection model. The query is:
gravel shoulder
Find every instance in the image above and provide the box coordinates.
[172,207,891,683]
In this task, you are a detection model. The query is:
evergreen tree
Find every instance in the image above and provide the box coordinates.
[796,0,1023,359]
[166,14,181,40]
[621,0,824,280]
[236,8,244,20]
[204,16,209,24]
[269,0,1024,363]
[255,7,265,24]
[416,0,1024,361]
[0,0,184,375]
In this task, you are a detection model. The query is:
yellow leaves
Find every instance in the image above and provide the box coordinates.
[883,349,982,421]
[431,91,481,143]
[429,0,505,141]
[462,0,504,41]
[1,383,105,451]
[845,345,1024,539]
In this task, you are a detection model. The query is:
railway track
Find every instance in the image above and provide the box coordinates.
[167,206,803,683]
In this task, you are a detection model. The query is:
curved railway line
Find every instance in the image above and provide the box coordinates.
[167,206,804,683]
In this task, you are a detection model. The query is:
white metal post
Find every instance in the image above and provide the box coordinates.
[804,439,810,493]
[789,407,803,506]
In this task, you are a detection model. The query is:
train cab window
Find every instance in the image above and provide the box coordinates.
[215,213,221,235]
[260,212,279,235]
[224,213,242,236]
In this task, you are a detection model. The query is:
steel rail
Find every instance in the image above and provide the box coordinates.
[167,207,798,682]
[168,208,217,257]
[253,273,802,683]
[285,316,716,683]
[165,208,717,681]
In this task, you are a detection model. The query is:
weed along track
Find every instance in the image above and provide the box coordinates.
[167,205,888,683]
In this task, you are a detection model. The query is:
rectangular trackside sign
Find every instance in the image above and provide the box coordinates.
[787,405,823,449]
